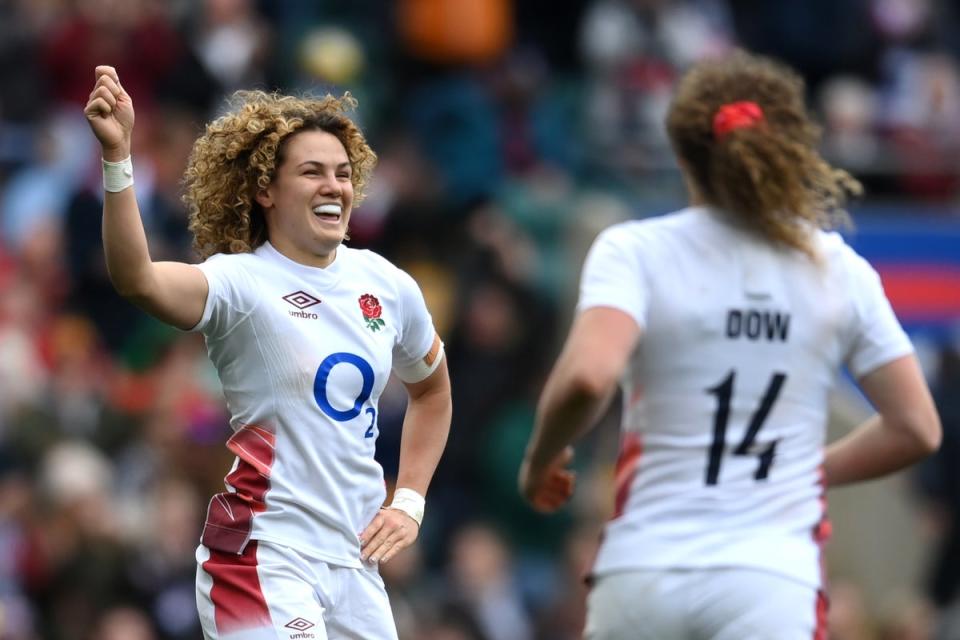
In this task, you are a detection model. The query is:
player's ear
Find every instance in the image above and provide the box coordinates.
[255,187,273,210]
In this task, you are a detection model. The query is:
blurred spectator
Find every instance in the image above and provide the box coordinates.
[0,0,57,130]
[89,605,158,640]
[187,0,272,95]
[0,452,36,639]
[26,441,128,639]
[397,0,513,68]
[881,51,960,199]
[578,0,733,171]
[0,115,87,252]
[728,0,881,87]
[820,75,882,172]
[917,344,960,610]
[828,579,876,640]
[531,524,599,640]
[447,522,533,640]
[442,267,556,509]
[125,477,203,640]
[0,281,47,420]
[877,589,937,640]
[420,602,488,640]
[40,0,183,110]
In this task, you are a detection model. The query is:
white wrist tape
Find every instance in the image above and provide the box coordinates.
[388,488,425,527]
[103,156,134,193]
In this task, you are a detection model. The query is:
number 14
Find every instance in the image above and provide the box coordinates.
[705,370,787,486]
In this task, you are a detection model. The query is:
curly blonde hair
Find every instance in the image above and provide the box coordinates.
[183,91,377,259]
[666,51,862,258]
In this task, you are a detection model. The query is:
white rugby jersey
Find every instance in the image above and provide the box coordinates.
[191,241,436,567]
[580,206,913,588]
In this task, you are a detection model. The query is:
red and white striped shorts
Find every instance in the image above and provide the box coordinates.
[195,540,398,640]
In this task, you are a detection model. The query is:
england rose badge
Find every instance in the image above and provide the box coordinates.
[359,294,385,332]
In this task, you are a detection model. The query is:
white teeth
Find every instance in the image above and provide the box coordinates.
[313,204,342,215]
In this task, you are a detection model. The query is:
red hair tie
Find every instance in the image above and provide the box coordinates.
[712,101,765,140]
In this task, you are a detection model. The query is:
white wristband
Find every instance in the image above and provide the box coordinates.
[388,488,425,527]
[103,156,134,193]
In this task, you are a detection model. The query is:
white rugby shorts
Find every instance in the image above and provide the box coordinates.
[195,541,398,640]
[584,567,826,640]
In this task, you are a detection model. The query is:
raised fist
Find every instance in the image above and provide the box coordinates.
[83,65,135,161]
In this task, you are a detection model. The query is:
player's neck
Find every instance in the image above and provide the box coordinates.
[269,238,339,269]
[680,167,707,207]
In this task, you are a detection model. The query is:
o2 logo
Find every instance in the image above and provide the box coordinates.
[313,353,377,438]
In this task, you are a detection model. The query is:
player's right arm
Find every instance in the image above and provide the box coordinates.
[84,66,207,330]
[519,306,641,512]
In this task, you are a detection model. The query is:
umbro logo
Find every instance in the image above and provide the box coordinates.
[283,291,321,309]
[283,291,320,319]
[285,617,316,638]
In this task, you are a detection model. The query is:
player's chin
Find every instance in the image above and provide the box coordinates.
[311,226,345,243]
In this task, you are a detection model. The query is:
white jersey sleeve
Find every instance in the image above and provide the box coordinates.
[390,267,438,383]
[577,225,651,327]
[840,246,914,378]
[191,253,260,337]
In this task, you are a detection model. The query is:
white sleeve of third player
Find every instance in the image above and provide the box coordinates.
[577,224,649,328]
[391,267,439,383]
[841,247,914,378]
[191,254,259,339]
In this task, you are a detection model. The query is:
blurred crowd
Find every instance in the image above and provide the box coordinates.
[0,0,958,638]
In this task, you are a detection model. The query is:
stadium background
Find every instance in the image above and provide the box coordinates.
[0,0,958,638]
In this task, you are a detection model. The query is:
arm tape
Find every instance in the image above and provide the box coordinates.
[394,340,444,384]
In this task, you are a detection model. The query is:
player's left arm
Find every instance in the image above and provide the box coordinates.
[825,353,940,486]
[360,334,451,564]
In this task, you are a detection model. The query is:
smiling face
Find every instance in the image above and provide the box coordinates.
[255,129,354,268]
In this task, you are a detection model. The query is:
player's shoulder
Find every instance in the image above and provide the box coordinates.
[200,250,243,266]
[340,246,413,285]
[196,249,260,278]
[595,207,706,247]
[341,245,398,272]
[812,228,848,254]
[811,228,869,272]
